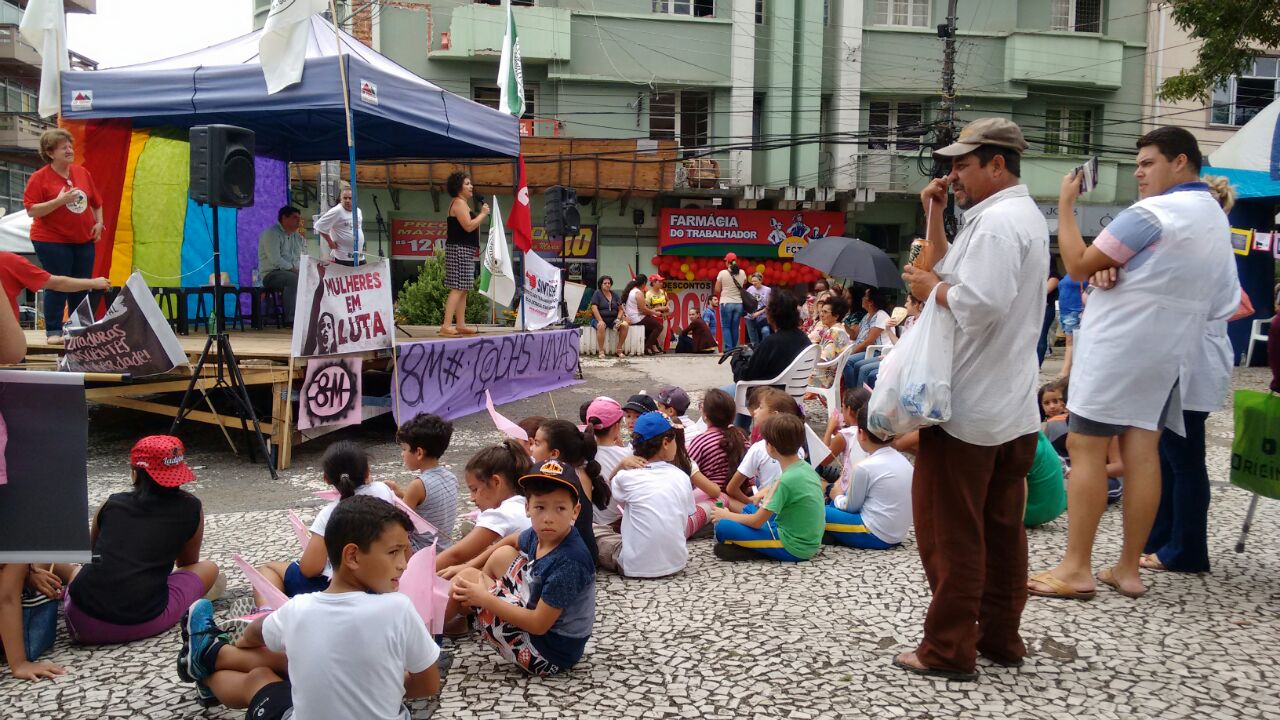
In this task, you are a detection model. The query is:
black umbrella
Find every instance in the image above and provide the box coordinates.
[793,236,903,289]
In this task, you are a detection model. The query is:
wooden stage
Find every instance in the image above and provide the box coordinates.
[16,325,522,471]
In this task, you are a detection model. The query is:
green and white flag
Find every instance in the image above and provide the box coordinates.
[497,0,525,118]
[479,196,517,307]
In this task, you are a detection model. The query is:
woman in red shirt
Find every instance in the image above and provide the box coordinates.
[23,128,104,344]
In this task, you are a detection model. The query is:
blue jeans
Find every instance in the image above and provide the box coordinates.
[851,356,881,388]
[841,351,868,389]
[1036,301,1055,365]
[719,302,743,349]
[31,240,95,337]
[1144,410,1211,572]
[714,504,805,561]
[824,506,898,549]
[745,314,771,344]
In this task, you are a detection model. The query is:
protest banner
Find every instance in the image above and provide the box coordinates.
[60,272,188,377]
[520,250,562,330]
[660,209,845,259]
[394,328,581,422]
[297,357,363,431]
[0,370,91,562]
[292,257,394,357]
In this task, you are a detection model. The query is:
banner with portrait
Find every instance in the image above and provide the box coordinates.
[291,257,395,357]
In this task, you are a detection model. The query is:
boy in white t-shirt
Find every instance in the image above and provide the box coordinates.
[178,496,441,719]
[724,387,805,507]
[593,413,695,577]
[825,406,913,549]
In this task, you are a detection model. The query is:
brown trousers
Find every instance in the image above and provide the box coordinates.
[638,315,665,350]
[913,426,1038,671]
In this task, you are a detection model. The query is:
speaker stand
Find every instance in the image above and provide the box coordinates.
[170,205,279,480]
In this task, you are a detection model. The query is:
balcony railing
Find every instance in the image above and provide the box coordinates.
[0,112,54,152]
[519,118,562,138]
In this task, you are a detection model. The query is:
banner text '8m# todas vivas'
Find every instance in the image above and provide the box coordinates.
[659,209,845,259]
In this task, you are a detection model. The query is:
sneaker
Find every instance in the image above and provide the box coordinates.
[713,542,765,562]
[1106,476,1123,505]
[178,599,225,684]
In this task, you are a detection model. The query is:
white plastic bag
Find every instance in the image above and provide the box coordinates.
[867,284,955,438]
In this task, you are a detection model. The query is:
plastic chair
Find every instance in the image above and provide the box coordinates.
[805,344,855,418]
[1244,316,1272,366]
[733,343,820,416]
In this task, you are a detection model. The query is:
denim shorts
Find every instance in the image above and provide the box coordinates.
[1059,310,1082,337]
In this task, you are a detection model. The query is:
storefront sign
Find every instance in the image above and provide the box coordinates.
[661,280,715,341]
[660,209,845,259]
[390,217,447,259]
[531,225,598,289]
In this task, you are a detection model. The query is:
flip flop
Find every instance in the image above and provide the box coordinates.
[1097,566,1147,599]
[1027,571,1096,601]
[1138,553,1167,571]
[457,326,479,335]
[891,653,978,682]
[439,327,460,337]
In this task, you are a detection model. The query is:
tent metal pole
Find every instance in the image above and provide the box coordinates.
[329,0,362,268]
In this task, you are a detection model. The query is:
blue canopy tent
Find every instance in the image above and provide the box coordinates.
[1204,98,1279,364]
[59,14,519,161]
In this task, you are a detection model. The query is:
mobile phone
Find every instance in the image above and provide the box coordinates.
[1075,156,1099,193]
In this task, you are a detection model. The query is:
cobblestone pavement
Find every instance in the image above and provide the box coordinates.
[2,356,1277,720]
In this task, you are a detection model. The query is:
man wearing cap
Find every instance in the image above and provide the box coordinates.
[894,118,1049,681]
[714,253,749,349]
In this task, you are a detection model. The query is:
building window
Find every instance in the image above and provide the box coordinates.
[1045,106,1094,155]
[1050,0,1101,33]
[473,0,534,6]
[0,80,37,114]
[650,90,711,149]
[472,83,537,119]
[868,100,923,151]
[0,161,34,216]
[1211,56,1279,127]
[755,0,764,24]
[872,0,928,28]
[653,0,714,18]
[751,92,765,143]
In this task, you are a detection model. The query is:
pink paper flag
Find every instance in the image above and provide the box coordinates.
[399,541,451,635]
[312,488,440,538]
[234,554,288,612]
[288,511,310,550]
[486,389,529,441]
[0,406,8,486]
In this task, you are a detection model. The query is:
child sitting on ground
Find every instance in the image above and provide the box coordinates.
[711,415,826,562]
[724,387,804,507]
[63,436,221,645]
[585,397,632,481]
[178,495,441,716]
[1,563,71,681]
[436,441,532,574]
[593,413,696,577]
[530,419,612,562]
[686,389,748,494]
[654,385,697,433]
[622,395,658,432]
[256,441,397,602]
[387,413,458,550]
[448,460,596,676]
[1025,431,1067,528]
[516,416,547,457]
[822,387,872,502]
[1039,379,1068,424]
[824,406,913,549]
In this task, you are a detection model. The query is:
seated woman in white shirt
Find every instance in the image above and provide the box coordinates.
[436,441,532,576]
[848,294,922,389]
[840,286,892,389]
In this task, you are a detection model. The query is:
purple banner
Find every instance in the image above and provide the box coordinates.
[393,329,582,423]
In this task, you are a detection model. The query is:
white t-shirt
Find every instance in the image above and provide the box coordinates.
[623,287,646,324]
[314,204,364,262]
[595,444,632,482]
[474,494,530,538]
[737,439,806,491]
[834,446,914,544]
[854,309,889,345]
[311,482,399,578]
[263,591,438,720]
[607,461,695,577]
[835,426,868,496]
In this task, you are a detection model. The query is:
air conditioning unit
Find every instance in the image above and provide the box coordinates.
[679,198,709,209]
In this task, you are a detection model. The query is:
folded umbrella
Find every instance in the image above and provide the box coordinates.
[793,236,903,290]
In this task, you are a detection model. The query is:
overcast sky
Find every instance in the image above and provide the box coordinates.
[67,0,254,68]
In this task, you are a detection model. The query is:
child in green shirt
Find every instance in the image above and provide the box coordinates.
[711,414,826,561]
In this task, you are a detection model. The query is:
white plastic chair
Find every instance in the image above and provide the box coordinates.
[733,343,820,416]
[805,344,855,419]
[1244,316,1273,366]
[866,343,892,359]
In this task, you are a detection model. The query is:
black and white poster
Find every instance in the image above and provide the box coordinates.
[297,356,363,431]
[0,370,91,563]
[61,272,188,377]
[291,257,394,357]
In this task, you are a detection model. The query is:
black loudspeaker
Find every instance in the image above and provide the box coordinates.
[189,124,256,208]
[632,208,645,226]
[562,187,580,236]
[544,185,566,237]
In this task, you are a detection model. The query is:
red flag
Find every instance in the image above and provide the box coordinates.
[510,154,533,254]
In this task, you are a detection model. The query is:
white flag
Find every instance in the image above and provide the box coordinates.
[260,0,327,95]
[19,0,68,119]
[497,0,525,118]
[519,250,562,330]
[479,196,516,307]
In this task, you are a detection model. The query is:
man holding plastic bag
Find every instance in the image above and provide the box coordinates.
[888,118,1048,682]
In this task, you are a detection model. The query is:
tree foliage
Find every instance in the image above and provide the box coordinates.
[1159,0,1280,102]
[396,256,491,326]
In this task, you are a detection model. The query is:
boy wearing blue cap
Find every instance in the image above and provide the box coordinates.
[594,412,696,577]
[448,460,596,677]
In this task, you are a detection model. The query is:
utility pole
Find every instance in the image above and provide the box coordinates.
[934,0,960,236]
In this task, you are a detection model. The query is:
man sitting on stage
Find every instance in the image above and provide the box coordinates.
[258,206,305,321]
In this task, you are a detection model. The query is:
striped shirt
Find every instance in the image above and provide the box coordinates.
[687,426,743,489]
[410,466,459,551]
